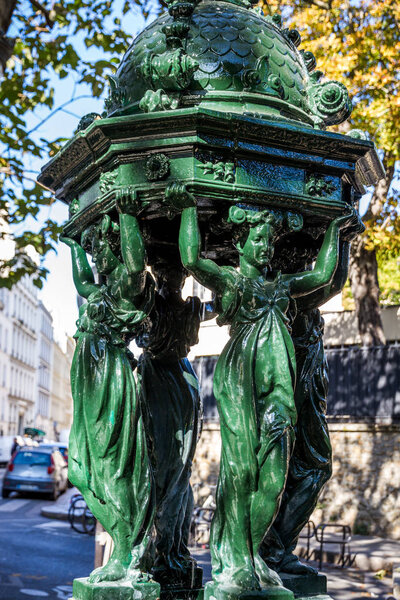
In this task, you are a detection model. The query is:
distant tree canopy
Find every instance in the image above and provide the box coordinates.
[0,0,138,287]
[259,0,400,344]
[1,0,399,344]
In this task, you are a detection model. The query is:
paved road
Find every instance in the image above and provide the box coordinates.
[0,468,94,600]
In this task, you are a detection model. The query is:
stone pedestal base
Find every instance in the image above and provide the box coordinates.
[204,582,295,600]
[158,566,204,600]
[71,578,160,600]
[161,588,204,600]
[278,572,333,600]
[280,573,327,598]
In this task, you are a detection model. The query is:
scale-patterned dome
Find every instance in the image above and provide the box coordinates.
[105,0,351,128]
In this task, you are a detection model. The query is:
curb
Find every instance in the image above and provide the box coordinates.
[40,486,78,521]
[40,506,69,520]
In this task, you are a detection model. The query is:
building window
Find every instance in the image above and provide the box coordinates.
[39,392,49,417]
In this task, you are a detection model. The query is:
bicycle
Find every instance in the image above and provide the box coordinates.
[68,493,96,534]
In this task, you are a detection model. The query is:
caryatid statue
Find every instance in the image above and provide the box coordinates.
[62,192,159,598]
[39,0,384,598]
[260,224,363,577]
[136,257,214,589]
[168,187,362,600]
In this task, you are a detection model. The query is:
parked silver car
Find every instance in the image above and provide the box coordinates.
[2,446,68,500]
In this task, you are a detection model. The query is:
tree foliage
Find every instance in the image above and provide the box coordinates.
[260,0,400,343]
[0,0,141,287]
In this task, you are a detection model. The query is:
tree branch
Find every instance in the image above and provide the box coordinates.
[0,0,18,33]
[0,0,17,76]
[302,0,332,11]
[27,94,94,136]
[28,0,55,29]
[363,163,395,223]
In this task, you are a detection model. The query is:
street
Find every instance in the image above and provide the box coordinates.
[0,468,94,600]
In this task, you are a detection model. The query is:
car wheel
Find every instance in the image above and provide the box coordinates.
[1,489,10,499]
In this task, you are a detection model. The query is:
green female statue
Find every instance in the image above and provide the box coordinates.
[260,234,359,576]
[61,192,156,587]
[136,258,214,588]
[171,186,359,600]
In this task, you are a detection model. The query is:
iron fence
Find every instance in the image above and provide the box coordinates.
[193,343,400,422]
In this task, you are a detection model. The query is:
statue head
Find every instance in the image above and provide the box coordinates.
[81,215,121,275]
[228,205,303,270]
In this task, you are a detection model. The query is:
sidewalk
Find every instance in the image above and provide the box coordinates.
[297,534,400,572]
[40,485,77,520]
[193,548,396,600]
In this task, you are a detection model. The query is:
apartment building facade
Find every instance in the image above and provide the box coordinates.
[8,277,38,435]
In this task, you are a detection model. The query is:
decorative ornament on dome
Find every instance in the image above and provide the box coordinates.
[241,69,261,91]
[138,0,199,113]
[267,74,284,99]
[282,27,301,47]
[166,0,198,18]
[139,89,180,113]
[104,75,127,113]
[105,1,353,128]
[140,49,199,91]
[300,50,317,72]
[307,80,352,126]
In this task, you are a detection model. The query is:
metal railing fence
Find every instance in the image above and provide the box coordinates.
[193,344,400,422]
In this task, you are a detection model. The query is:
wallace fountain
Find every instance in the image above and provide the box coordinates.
[38,0,384,599]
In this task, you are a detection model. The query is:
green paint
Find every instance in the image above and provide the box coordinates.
[72,578,161,600]
[38,2,379,599]
[136,261,212,588]
[279,572,327,597]
[261,239,357,575]
[108,1,350,127]
[183,371,200,391]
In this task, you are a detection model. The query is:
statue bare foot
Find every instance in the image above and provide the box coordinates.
[255,554,283,587]
[217,566,261,592]
[126,566,152,582]
[89,558,127,583]
[279,554,318,575]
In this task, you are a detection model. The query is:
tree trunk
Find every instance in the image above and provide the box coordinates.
[349,237,386,346]
[349,165,394,347]
[0,0,17,78]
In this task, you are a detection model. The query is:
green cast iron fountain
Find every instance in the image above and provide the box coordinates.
[39,1,384,600]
